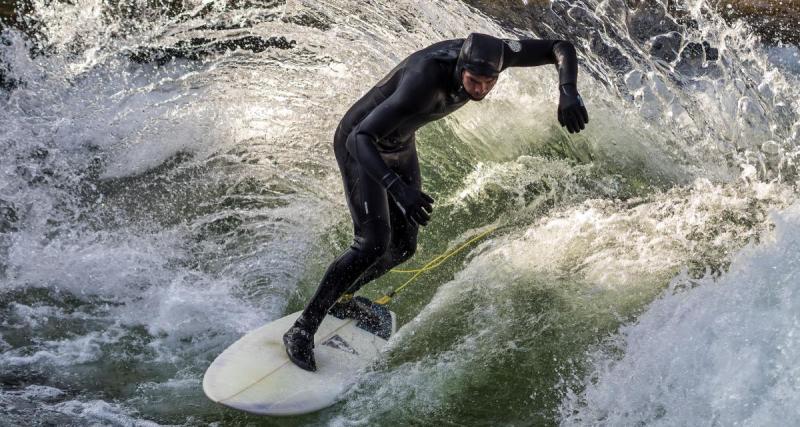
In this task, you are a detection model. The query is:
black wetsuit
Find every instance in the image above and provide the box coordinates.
[293,34,583,337]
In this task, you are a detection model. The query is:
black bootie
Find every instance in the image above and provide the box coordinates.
[328,295,380,328]
[283,321,316,372]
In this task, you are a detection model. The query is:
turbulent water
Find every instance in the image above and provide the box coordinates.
[0,0,798,425]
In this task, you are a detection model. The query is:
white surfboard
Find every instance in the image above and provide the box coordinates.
[202,298,396,416]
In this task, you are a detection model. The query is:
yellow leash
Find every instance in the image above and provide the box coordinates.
[372,226,498,305]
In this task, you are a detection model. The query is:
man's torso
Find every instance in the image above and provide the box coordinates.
[337,39,471,153]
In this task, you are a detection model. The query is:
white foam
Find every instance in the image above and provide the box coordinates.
[47,399,161,427]
[560,202,800,426]
[18,385,66,401]
[2,327,126,367]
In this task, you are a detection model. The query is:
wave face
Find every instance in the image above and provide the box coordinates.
[0,0,798,425]
[559,204,800,426]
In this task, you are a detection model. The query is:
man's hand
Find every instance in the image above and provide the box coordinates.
[383,173,434,226]
[558,84,589,133]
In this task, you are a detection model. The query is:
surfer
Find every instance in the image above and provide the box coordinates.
[284,33,589,371]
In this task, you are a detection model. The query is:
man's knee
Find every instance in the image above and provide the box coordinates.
[351,230,391,262]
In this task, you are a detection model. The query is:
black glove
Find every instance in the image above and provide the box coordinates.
[558,83,589,134]
[382,172,434,226]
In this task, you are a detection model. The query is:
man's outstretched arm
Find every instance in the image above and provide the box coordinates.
[501,39,589,133]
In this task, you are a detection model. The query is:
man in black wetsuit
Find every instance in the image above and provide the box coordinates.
[284,33,589,371]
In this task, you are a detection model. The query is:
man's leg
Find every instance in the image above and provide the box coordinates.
[296,218,390,333]
[344,200,418,294]
[283,135,392,371]
[345,139,422,295]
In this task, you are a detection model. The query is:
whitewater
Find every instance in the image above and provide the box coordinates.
[0,0,798,425]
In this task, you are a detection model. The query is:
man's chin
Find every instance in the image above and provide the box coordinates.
[468,93,486,101]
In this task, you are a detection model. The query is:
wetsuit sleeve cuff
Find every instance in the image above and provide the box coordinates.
[552,41,578,88]
[560,83,578,95]
[380,172,401,190]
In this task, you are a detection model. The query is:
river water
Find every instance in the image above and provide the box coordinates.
[1,0,798,425]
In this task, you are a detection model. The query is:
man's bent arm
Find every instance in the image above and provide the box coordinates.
[501,38,587,133]
[346,69,437,188]
[501,39,578,88]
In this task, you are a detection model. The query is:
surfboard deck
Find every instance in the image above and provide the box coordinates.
[202,298,396,416]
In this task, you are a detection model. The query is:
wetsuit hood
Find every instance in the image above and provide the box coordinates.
[456,33,504,79]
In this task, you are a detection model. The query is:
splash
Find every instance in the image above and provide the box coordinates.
[560,202,800,426]
[0,0,798,424]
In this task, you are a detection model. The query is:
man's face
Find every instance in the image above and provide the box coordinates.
[461,70,498,101]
